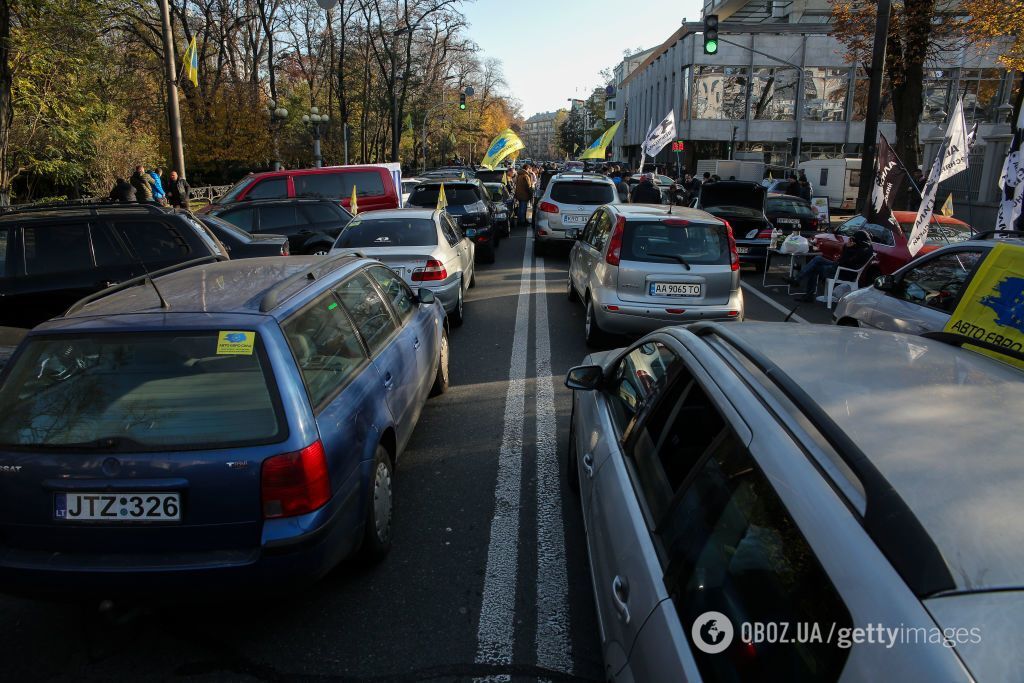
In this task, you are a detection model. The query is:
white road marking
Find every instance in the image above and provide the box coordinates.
[533,258,572,675]
[740,281,808,323]
[475,239,533,674]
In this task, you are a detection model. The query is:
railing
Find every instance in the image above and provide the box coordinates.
[189,185,232,203]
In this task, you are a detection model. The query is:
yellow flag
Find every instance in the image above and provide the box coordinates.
[940,193,954,217]
[579,121,622,160]
[501,172,508,185]
[182,36,199,87]
[350,185,358,215]
[437,182,448,211]
[480,129,525,169]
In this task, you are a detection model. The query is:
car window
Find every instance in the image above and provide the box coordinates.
[661,441,852,683]
[437,215,458,247]
[202,215,250,240]
[621,221,730,266]
[115,221,191,262]
[22,223,93,275]
[549,181,614,205]
[335,272,399,355]
[303,203,346,224]
[591,211,613,251]
[293,174,338,200]
[246,178,288,200]
[766,197,814,217]
[863,222,894,246]
[336,217,438,248]
[835,215,865,237]
[605,341,681,437]
[367,266,415,324]
[444,214,464,240]
[219,207,254,231]
[218,176,256,204]
[897,221,974,247]
[408,185,480,206]
[339,171,386,198]
[259,206,302,231]
[896,250,985,313]
[90,224,131,267]
[283,293,367,408]
[580,213,600,245]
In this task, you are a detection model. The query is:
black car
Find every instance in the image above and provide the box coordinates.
[206,198,352,255]
[765,192,822,238]
[696,180,773,267]
[198,214,290,258]
[0,202,228,328]
[483,182,513,237]
[406,179,500,263]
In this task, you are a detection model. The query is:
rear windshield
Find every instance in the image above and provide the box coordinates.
[335,217,438,248]
[484,184,506,201]
[295,171,386,199]
[218,176,256,204]
[0,333,284,451]
[407,185,480,206]
[549,181,614,205]
[767,197,814,217]
[202,215,251,240]
[703,205,764,219]
[621,221,730,266]
[899,222,974,246]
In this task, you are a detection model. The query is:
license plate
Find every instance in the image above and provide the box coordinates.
[55,492,182,522]
[737,246,750,254]
[565,228,579,239]
[465,228,477,238]
[777,218,800,225]
[563,214,589,225]
[650,282,702,297]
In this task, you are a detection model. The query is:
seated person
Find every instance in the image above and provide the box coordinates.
[790,229,873,302]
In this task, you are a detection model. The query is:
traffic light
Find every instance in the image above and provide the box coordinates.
[703,14,719,55]
[459,93,466,110]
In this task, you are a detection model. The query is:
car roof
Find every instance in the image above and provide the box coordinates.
[415,179,477,187]
[214,197,344,208]
[551,173,612,183]
[694,322,1024,593]
[350,208,437,220]
[609,204,722,222]
[240,165,385,180]
[0,203,183,224]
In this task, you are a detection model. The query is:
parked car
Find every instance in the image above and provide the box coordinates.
[568,204,743,346]
[198,214,290,258]
[566,321,1023,683]
[420,167,475,180]
[204,165,400,214]
[207,198,352,256]
[696,180,773,267]
[833,232,1024,332]
[483,182,513,237]
[331,208,475,326]
[401,178,422,206]
[0,202,228,329]
[405,179,499,263]
[765,192,821,236]
[535,173,620,256]
[0,254,449,597]
[814,212,973,280]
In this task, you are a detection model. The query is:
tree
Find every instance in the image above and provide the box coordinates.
[0,0,13,205]
[962,0,1024,120]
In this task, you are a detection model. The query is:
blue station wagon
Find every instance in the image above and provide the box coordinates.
[0,255,449,596]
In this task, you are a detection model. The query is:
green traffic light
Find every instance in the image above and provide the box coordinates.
[705,39,718,54]
[459,103,466,110]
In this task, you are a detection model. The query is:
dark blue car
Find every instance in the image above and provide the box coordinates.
[0,255,449,596]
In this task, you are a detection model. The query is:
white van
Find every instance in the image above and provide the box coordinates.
[798,158,861,210]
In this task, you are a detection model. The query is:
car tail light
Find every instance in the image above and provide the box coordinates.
[809,218,819,230]
[477,235,489,242]
[723,220,740,272]
[412,259,448,282]
[756,228,773,239]
[663,219,690,227]
[727,310,740,317]
[280,242,290,256]
[605,215,626,266]
[666,308,686,314]
[261,440,331,519]
[537,229,549,236]
[538,201,559,214]
[604,305,620,311]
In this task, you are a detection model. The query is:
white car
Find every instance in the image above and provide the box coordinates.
[401,178,422,206]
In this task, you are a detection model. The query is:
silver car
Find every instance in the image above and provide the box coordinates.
[567,322,1024,683]
[331,208,475,325]
[535,173,620,255]
[568,204,744,347]
[833,234,1022,333]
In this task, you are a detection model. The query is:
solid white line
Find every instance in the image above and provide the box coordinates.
[533,258,572,675]
[475,238,533,674]
[740,281,808,324]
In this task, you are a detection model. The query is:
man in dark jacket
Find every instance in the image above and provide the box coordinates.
[791,229,874,302]
[630,173,663,204]
[785,174,801,197]
[130,165,155,203]
[109,177,136,203]
[166,170,191,210]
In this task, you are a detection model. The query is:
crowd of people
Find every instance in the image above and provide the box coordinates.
[109,165,191,210]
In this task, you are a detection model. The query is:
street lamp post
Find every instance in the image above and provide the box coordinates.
[266,98,289,171]
[302,106,330,168]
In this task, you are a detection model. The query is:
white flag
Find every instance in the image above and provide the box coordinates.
[995,107,1024,232]
[638,118,653,174]
[642,110,677,158]
[907,99,970,256]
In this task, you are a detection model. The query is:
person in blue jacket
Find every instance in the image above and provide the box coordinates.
[148,167,167,204]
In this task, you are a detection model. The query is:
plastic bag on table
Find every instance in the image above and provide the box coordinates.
[780,234,809,254]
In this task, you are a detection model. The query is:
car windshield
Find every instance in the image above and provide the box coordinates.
[484,184,507,201]
[703,205,764,219]
[620,221,730,265]
[0,333,283,451]
[408,185,480,206]
[202,215,251,240]
[217,176,256,204]
[335,217,438,248]
[549,182,614,205]
[899,222,974,246]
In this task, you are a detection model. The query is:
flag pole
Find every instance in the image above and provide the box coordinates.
[158,0,186,179]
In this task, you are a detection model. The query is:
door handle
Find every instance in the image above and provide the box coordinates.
[582,452,594,478]
[611,575,631,624]
[383,373,394,391]
[413,336,421,350]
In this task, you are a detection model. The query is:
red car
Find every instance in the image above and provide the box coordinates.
[202,165,400,215]
[814,211,973,278]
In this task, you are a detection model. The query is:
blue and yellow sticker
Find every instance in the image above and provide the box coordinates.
[216,330,255,355]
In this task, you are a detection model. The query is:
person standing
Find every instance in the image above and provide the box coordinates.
[798,175,812,201]
[130,165,155,203]
[149,167,167,205]
[166,170,191,210]
[785,173,801,197]
[631,173,663,204]
[109,177,136,203]
[514,164,534,226]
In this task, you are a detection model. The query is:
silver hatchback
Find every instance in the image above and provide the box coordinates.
[568,204,744,346]
[535,173,620,255]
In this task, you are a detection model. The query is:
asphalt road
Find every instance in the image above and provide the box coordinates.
[0,225,834,682]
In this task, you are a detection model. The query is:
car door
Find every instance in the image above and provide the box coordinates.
[256,205,306,254]
[110,218,194,272]
[570,212,599,295]
[437,214,464,280]
[579,210,611,294]
[366,265,434,407]
[443,213,473,279]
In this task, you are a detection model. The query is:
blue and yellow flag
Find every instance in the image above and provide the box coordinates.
[579,121,621,160]
[480,129,525,170]
[182,36,199,87]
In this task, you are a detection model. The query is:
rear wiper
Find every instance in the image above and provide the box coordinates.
[647,252,691,270]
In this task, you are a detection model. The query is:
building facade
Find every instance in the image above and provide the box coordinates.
[522,111,565,161]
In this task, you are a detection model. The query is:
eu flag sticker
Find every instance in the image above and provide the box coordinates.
[216,331,255,355]
[54,493,67,519]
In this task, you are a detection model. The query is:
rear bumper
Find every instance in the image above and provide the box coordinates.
[592,290,745,335]
[534,218,580,244]
[422,276,463,313]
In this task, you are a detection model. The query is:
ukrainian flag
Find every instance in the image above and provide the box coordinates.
[480,129,525,169]
[579,121,621,160]
[182,36,199,87]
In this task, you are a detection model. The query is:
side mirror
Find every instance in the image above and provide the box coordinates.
[874,275,895,291]
[565,364,603,391]
[417,287,436,305]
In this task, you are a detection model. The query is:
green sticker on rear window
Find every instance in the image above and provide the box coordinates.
[328,302,338,311]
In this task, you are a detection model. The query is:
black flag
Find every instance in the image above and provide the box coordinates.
[868,134,909,233]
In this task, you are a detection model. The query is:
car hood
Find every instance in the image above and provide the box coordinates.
[925,591,1024,683]
[699,182,766,212]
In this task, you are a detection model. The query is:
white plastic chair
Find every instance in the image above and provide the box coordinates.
[824,258,875,309]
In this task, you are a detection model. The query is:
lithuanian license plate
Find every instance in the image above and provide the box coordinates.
[777,218,800,225]
[55,492,182,522]
[564,214,589,224]
[650,282,702,297]
[737,247,750,254]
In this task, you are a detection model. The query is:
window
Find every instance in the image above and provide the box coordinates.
[661,442,852,683]
[335,273,399,355]
[219,207,254,231]
[621,221,730,266]
[767,198,815,218]
[959,68,1005,123]
[863,222,894,247]
[246,178,288,200]
[920,222,973,247]
[367,266,415,323]
[549,182,615,205]
[589,211,613,252]
[283,295,367,408]
[852,69,894,121]
[22,223,93,275]
[408,185,481,207]
[440,215,461,247]
[90,225,130,267]
[751,67,798,121]
[116,221,190,262]
[303,203,349,224]
[692,66,748,120]
[819,168,829,187]
[803,68,849,122]
[922,69,954,124]
[293,174,339,199]
[218,176,256,204]
[336,218,438,249]
[259,206,302,231]
[339,171,386,198]
[835,215,865,237]
[896,250,984,313]
[605,341,681,436]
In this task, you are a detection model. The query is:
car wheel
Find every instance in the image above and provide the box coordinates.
[567,273,579,302]
[449,281,465,327]
[584,296,608,348]
[360,445,394,562]
[567,408,580,495]
[429,328,450,397]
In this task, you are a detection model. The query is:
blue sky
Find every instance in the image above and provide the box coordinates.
[462,0,705,118]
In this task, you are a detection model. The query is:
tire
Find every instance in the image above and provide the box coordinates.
[584,296,608,348]
[448,281,465,327]
[360,445,394,562]
[429,329,450,397]
[478,242,496,264]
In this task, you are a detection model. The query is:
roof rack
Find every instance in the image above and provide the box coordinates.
[64,255,221,316]
[689,321,956,597]
[258,253,362,313]
[970,229,1024,241]
[920,331,1024,364]
[0,200,169,217]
